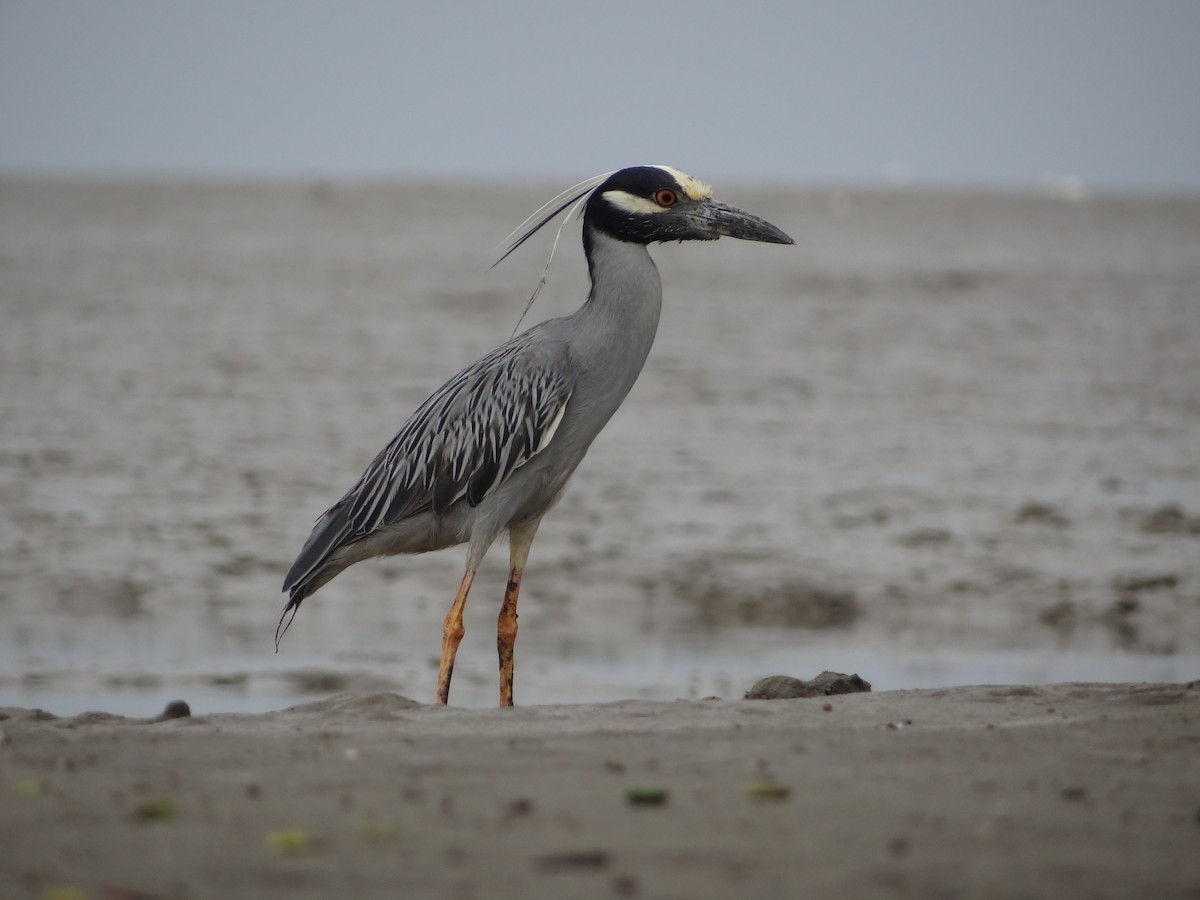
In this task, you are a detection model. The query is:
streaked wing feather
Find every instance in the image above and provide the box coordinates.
[361,338,572,525]
[283,332,572,593]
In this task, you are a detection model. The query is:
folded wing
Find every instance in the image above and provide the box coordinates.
[283,334,572,595]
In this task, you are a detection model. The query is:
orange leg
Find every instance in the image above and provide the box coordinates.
[436,569,475,705]
[497,520,540,708]
[497,566,523,708]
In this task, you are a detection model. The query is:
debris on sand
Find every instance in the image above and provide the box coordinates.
[744,671,872,700]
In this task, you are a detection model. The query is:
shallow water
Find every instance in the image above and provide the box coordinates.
[2,178,1198,716]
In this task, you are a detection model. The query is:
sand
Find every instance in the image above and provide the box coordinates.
[2,177,1199,895]
[3,683,1199,899]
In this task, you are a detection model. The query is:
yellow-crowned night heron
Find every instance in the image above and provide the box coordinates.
[279,165,792,706]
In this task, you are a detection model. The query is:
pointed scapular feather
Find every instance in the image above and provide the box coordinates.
[282,332,573,595]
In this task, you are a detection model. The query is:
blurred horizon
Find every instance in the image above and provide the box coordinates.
[2,2,1199,192]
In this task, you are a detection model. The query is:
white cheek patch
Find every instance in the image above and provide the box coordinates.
[602,190,668,216]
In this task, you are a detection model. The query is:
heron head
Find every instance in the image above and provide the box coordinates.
[586,165,794,246]
[494,165,793,267]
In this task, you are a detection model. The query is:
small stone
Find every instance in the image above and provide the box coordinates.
[503,797,534,818]
[535,850,610,872]
[157,700,191,720]
[745,672,871,700]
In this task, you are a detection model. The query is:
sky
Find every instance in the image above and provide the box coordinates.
[1,1,1198,191]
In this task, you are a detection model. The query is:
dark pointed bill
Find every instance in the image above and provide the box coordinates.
[693,200,794,244]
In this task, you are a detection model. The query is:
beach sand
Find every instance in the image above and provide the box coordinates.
[3,683,1198,898]
[1,177,1199,895]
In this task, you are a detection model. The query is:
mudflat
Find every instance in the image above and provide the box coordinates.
[2,178,1197,711]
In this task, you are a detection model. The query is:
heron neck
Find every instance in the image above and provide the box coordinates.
[579,226,663,338]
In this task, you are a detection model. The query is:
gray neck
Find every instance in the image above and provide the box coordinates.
[578,226,662,349]
[565,226,663,416]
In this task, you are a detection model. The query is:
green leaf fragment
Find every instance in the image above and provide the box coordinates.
[745,780,791,800]
[625,785,669,806]
[266,828,312,856]
[131,798,175,822]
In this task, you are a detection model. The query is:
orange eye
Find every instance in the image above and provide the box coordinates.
[654,189,678,207]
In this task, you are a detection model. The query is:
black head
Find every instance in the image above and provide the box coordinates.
[584,165,793,245]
